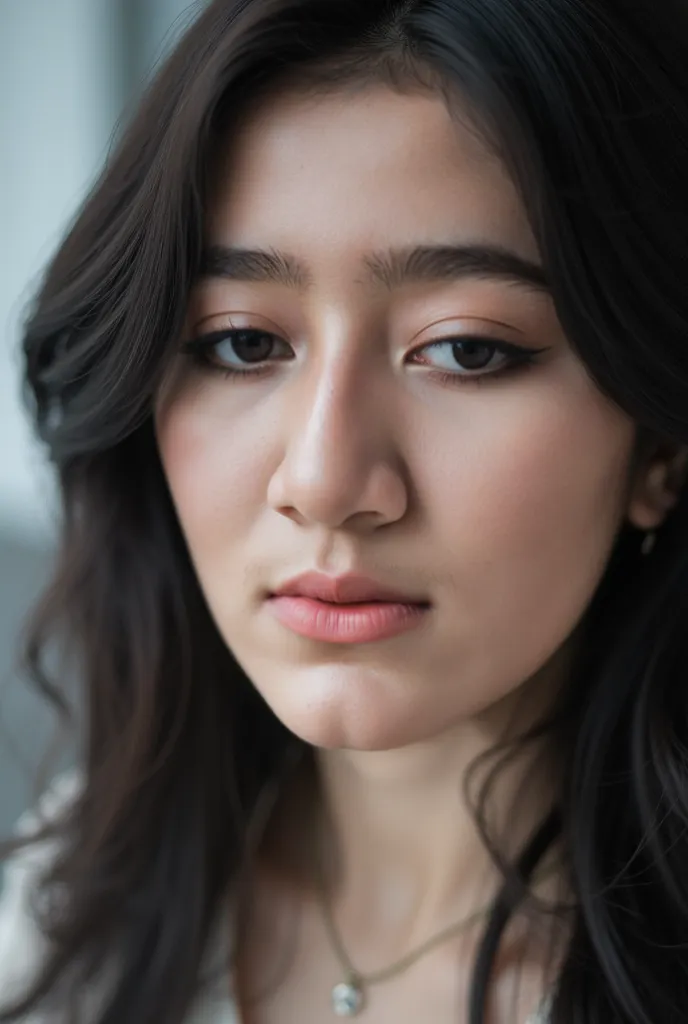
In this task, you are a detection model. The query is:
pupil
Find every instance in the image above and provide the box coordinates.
[233,330,273,363]
[452,340,492,370]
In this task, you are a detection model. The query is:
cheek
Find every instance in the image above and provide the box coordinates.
[425,371,633,538]
[155,389,265,550]
[421,383,635,657]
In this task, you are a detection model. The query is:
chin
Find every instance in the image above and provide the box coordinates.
[280,715,425,752]
[254,666,445,752]
[280,715,408,752]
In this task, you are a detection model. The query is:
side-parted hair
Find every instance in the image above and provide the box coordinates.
[3,1,688,1021]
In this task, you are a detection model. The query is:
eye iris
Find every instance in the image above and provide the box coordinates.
[452,339,493,370]
[229,330,274,363]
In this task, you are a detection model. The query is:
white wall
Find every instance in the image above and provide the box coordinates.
[0,0,124,543]
[0,0,204,545]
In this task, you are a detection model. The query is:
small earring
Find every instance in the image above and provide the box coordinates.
[641,530,657,556]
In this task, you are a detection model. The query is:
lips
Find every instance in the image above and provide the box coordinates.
[266,572,430,644]
[271,571,429,607]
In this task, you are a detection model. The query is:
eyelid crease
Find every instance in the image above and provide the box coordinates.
[182,327,547,354]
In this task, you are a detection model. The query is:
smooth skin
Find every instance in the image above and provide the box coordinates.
[155,85,684,1022]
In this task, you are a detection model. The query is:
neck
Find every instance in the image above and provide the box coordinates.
[320,737,559,944]
[265,665,565,954]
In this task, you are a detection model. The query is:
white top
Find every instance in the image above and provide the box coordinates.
[0,772,550,1022]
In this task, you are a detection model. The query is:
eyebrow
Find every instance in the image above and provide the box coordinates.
[199,242,550,295]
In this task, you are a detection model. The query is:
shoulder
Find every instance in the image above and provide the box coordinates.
[0,769,83,1010]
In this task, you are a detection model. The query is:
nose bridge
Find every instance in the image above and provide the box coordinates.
[290,345,379,489]
[309,347,369,449]
[296,291,378,430]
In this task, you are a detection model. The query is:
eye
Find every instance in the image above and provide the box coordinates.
[408,336,545,380]
[181,327,548,383]
[182,328,294,373]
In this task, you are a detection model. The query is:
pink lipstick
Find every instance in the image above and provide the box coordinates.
[267,572,430,644]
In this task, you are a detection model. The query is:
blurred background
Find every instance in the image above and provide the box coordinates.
[0,0,209,839]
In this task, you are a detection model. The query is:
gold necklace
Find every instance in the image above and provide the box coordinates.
[317,856,560,1018]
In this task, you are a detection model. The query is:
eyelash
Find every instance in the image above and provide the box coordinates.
[180,328,547,387]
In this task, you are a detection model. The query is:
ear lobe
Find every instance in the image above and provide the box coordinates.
[627,446,688,530]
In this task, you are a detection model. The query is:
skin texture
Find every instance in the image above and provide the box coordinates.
[155,86,681,1022]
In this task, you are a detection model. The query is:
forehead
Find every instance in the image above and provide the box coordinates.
[207,86,539,271]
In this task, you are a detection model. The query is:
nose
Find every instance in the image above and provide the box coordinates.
[266,358,408,532]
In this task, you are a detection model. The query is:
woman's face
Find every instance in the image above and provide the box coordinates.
[155,86,645,751]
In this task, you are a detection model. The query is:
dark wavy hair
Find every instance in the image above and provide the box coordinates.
[3,0,688,1021]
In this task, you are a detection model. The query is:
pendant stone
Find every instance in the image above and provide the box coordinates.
[332,978,364,1017]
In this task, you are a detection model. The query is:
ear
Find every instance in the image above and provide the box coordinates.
[627,443,688,531]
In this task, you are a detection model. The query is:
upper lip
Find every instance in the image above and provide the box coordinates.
[271,572,429,605]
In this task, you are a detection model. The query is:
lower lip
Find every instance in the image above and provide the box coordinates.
[267,596,429,643]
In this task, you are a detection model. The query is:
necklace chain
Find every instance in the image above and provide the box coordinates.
[316,846,560,1017]
[319,877,495,986]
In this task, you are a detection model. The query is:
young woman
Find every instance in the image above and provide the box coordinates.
[2,0,688,1021]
